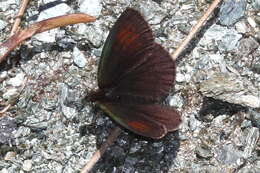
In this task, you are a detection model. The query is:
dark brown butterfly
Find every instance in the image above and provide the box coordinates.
[87,8,181,139]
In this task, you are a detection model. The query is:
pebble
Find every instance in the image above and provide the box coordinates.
[6,73,25,87]
[0,0,17,11]
[235,20,250,33]
[243,127,259,158]
[72,47,87,68]
[252,0,260,10]
[0,19,7,30]
[22,160,33,172]
[4,151,16,161]
[219,0,246,26]
[37,2,72,21]
[216,144,243,165]
[200,24,242,52]
[195,144,213,159]
[247,17,257,28]
[137,0,166,24]
[3,88,19,100]
[79,0,102,17]
[199,73,260,108]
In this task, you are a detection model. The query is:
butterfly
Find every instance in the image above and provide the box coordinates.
[86,8,181,139]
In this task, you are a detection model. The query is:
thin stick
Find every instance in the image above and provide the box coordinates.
[0,77,28,117]
[80,127,122,173]
[10,0,31,35]
[171,0,222,61]
[0,104,11,116]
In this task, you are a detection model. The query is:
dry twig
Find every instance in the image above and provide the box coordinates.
[171,0,222,61]
[80,127,122,173]
[0,104,11,117]
[0,76,28,117]
[10,0,31,35]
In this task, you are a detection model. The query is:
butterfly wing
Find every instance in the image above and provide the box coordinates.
[98,8,154,89]
[98,8,176,101]
[109,43,176,101]
[97,101,181,139]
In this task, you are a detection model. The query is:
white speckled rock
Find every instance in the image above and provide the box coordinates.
[79,0,102,17]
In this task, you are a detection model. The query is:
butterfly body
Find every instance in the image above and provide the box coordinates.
[87,8,181,139]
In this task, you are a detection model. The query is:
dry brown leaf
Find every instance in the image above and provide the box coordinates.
[0,13,95,63]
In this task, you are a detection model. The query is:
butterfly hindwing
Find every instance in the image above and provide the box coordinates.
[97,101,181,139]
[98,8,154,90]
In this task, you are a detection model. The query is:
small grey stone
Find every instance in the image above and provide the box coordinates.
[13,126,31,138]
[199,73,260,108]
[124,156,138,166]
[4,151,16,161]
[176,73,187,83]
[3,88,19,100]
[252,0,260,10]
[22,160,33,172]
[238,163,260,173]
[0,0,18,11]
[6,73,25,87]
[241,120,252,128]
[243,127,259,158]
[0,116,17,145]
[0,46,8,58]
[0,19,7,30]
[200,24,242,52]
[238,37,259,55]
[58,83,77,119]
[212,115,229,127]
[0,71,8,82]
[93,48,102,57]
[78,0,102,17]
[249,109,260,128]
[195,144,213,159]
[37,3,72,21]
[256,16,260,25]
[252,63,260,74]
[33,28,58,43]
[235,20,250,34]
[0,168,8,173]
[195,53,227,73]
[78,24,103,48]
[219,0,246,26]
[168,94,184,108]
[188,114,202,131]
[137,0,167,24]
[61,106,77,119]
[216,144,243,165]
[72,47,87,68]
[217,32,242,52]
[247,17,257,28]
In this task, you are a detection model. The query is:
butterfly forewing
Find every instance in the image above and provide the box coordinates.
[98,8,154,89]
[110,43,176,101]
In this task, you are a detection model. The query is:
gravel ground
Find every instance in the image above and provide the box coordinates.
[0,0,260,172]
